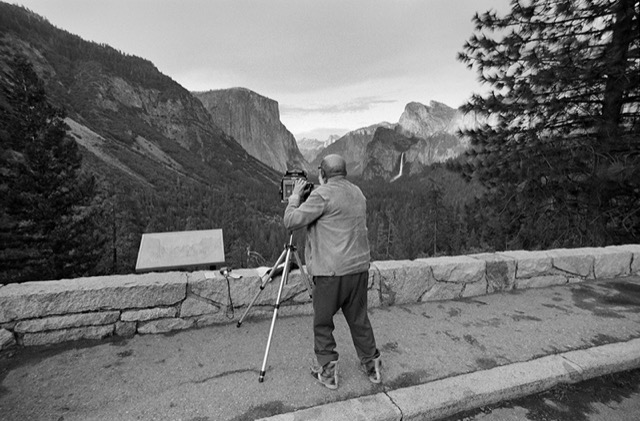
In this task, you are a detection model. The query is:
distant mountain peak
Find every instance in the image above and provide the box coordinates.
[362,101,475,181]
[398,100,460,139]
[309,122,396,176]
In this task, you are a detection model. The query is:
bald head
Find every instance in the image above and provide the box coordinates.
[320,154,347,179]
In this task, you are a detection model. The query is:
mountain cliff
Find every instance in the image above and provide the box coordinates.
[362,128,417,180]
[312,122,395,176]
[194,88,309,173]
[0,4,279,192]
[362,101,473,181]
[398,101,459,137]
[310,101,478,180]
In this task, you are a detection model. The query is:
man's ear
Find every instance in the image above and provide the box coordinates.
[319,168,327,184]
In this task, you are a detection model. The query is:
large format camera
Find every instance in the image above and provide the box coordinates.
[280,169,313,203]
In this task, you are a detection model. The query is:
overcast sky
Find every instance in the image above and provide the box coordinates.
[15,0,511,139]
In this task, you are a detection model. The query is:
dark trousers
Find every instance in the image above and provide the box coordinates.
[312,271,380,367]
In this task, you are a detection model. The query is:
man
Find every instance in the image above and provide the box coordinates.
[283,154,381,390]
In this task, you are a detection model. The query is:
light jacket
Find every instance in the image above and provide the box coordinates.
[283,176,371,276]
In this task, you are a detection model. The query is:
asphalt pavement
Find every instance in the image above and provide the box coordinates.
[443,367,640,421]
[1,276,640,421]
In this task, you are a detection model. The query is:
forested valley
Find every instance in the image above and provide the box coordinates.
[79,164,491,279]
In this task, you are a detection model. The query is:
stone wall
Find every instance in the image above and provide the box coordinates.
[1,245,638,350]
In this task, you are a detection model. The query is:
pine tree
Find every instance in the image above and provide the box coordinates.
[457,0,639,248]
[0,55,106,282]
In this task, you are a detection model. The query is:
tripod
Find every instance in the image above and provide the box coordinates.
[236,232,312,382]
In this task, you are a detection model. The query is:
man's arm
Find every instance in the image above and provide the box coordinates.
[283,182,325,231]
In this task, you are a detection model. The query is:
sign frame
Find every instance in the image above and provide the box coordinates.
[135,229,225,272]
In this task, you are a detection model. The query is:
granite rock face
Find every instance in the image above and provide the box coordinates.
[21,325,114,346]
[315,101,476,181]
[362,101,476,180]
[397,101,460,138]
[0,328,16,350]
[0,8,279,212]
[362,127,417,180]
[194,88,309,173]
[312,123,395,176]
[15,311,120,333]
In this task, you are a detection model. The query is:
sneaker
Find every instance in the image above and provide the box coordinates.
[311,360,338,390]
[362,356,382,384]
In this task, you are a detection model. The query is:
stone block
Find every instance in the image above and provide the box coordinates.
[278,302,314,318]
[188,268,308,309]
[227,302,313,326]
[371,260,435,305]
[498,250,553,278]
[515,275,567,290]
[416,256,485,284]
[421,282,464,302]
[0,321,16,330]
[115,321,136,337]
[0,272,187,323]
[588,247,632,279]
[15,311,120,333]
[367,265,381,307]
[235,307,274,324]
[137,317,194,334]
[547,248,594,278]
[290,289,313,304]
[470,253,516,293]
[180,296,220,317]
[370,261,401,306]
[21,325,114,346]
[367,286,381,309]
[121,307,177,322]
[367,267,379,289]
[188,312,235,328]
[461,280,488,298]
[0,328,16,350]
[603,245,640,276]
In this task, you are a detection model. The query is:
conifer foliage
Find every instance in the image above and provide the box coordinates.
[0,56,107,283]
[457,0,640,249]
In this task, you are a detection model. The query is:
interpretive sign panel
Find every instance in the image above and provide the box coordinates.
[135,229,225,272]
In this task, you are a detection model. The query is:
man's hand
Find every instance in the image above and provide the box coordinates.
[292,178,307,197]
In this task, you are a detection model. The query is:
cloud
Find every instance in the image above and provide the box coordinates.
[281,97,397,115]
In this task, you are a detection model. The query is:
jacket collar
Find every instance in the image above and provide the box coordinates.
[326,175,346,184]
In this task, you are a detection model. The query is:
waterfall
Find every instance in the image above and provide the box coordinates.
[390,152,405,182]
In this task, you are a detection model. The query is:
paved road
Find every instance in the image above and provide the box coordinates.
[446,368,640,421]
[1,276,639,421]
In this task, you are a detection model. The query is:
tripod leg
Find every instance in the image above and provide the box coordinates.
[292,250,313,299]
[258,247,293,382]
[237,248,288,328]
